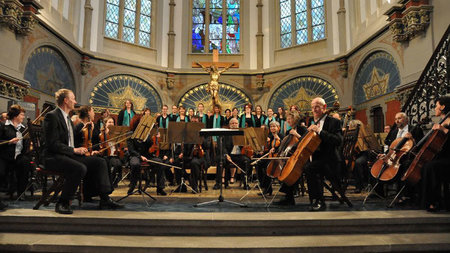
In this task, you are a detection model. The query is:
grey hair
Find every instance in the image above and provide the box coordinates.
[312,97,326,106]
[269,120,280,128]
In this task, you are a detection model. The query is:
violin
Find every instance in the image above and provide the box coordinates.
[149,131,160,157]
[265,136,282,178]
[82,121,94,156]
[99,128,111,156]
[370,136,414,181]
[241,145,254,158]
[193,144,204,158]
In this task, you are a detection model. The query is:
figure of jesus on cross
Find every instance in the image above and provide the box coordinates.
[193,49,238,108]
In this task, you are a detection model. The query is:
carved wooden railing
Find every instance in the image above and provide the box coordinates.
[401,25,450,125]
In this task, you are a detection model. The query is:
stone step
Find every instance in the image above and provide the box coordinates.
[1,209,450,236]
[1,232,449,252]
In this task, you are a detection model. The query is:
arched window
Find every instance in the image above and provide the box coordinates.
[280,0,325,48]
[105,0,152,47]
[192,0,240,54]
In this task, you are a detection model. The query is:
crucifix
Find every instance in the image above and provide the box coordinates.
[192,49,239,109]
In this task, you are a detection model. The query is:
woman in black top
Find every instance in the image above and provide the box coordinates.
[421,95,450,212]
[0,105,32,204]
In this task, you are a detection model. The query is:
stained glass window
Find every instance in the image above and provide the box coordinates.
[192,0,206,52]
[104,0,152,48]
[139,0,152,47]
[280,0,325,48]
[192,0,240,54]
[105,0,120,39]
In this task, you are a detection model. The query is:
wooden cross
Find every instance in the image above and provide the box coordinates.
[192,49,239,69]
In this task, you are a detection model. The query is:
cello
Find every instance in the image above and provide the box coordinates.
[401,111,450,184]
[276,113,327,186]
[370,136,414,181]
[266,132,299,179]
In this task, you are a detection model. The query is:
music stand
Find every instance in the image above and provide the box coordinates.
[168,122,204,194]
[117,115,157,205]
[194,128,247,207]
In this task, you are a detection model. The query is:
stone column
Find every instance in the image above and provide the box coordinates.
[83,0,93,50]
[337,0,347,53]
[167,0,176,69]
[256,0,264,70]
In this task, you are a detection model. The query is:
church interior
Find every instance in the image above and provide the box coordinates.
[0,0,450,252]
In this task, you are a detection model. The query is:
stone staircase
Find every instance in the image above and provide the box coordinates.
[1,209,450,252]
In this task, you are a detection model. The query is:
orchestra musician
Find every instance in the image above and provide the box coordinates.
[348,119,370,193]
[100,116,125,188]
[384,112,424,148]
[168,116,206,193]
[375,112,424,199]
[214,118,252,190]
[117,99,136,127]
[256,120,284,196]
[275,110,308,205]
[73,105,99,153]
[421,94,450,212]
[127,117,167,196]
[93,108,110,139]
[0,105,32,203]
[0,112,7,123]
[303,97,344,211]
[43,89,123,214]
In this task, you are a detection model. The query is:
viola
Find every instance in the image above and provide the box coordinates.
[370,136,414,181]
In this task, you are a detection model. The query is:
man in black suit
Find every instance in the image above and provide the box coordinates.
[214,118,252,190]
[384,112,424,148]
[305,97,344,211]
[43,89,123,214]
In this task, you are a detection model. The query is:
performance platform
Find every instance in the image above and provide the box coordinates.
[1,180,450,252]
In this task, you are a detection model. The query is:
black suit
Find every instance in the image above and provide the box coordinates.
[384,125,424,147]
[43,108,112,203]
[305,115,343,203]
[217,135,251,187]
[0,121,32,196]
